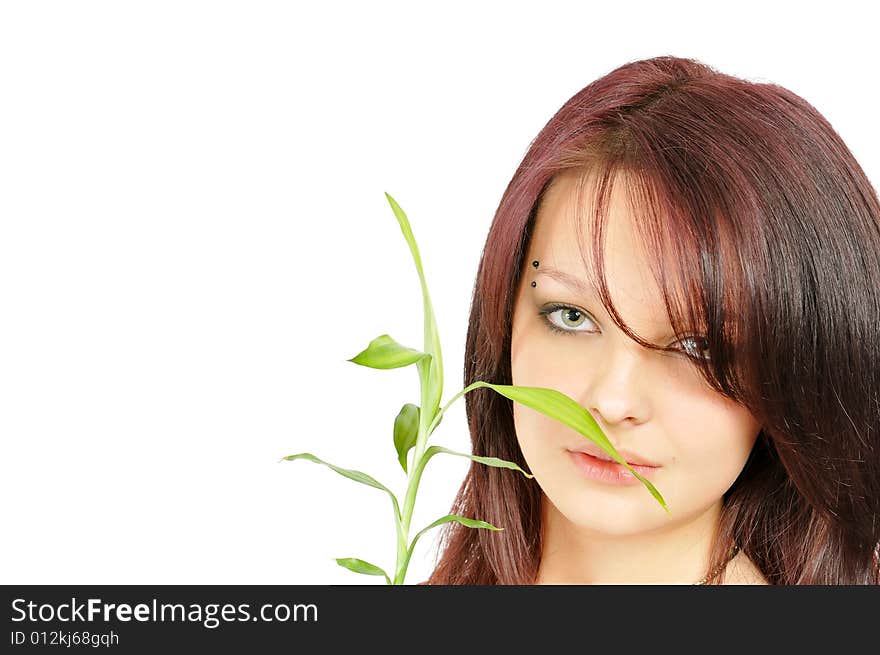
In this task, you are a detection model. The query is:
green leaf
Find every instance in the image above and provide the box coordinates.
[416,514,502,540]
[281,453,401,520]
[385,193,444,432]
[346,334,428,369]
[469,382,669,514]
[393,403,420,473]
[335,557,391,585]
[425,445,534,478]
[399,514,503,581]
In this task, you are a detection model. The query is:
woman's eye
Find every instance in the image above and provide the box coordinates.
[538,304,598,336]
[676,335,711,361]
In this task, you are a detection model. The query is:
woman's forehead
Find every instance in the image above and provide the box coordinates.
[532,171,656,291]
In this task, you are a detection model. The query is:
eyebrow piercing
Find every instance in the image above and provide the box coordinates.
[532,260,540,268]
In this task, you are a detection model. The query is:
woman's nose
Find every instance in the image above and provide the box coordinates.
[581,342,651,427]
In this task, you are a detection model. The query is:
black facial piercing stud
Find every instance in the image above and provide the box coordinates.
[531,281,536,287]
[532,260,540,268]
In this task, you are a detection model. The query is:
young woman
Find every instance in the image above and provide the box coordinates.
[423,55,880,585]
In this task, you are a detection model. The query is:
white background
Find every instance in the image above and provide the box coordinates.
[1,1,877,584]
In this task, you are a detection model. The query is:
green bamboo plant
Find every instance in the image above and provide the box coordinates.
[281,192,669,585]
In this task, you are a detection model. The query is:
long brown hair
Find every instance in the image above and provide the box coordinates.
[424,55,880,585]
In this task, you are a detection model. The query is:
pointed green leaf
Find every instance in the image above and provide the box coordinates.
[416,514,502,540]
[346,334,428,369]
[385,193,443,431]
[281,453,401,519]
[335,557,391,585]
[399,513,503,582]
[426,445,534,478]
[468,382,669,514]
[393,403,420,473]
[281,453,386,491]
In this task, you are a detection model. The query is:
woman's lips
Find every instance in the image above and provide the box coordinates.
[571,442,659,468]
[567,450,660,486]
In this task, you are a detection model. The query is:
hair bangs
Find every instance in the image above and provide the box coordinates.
[557,157,752,400]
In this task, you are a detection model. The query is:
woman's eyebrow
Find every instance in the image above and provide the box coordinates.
[534,266,594,296]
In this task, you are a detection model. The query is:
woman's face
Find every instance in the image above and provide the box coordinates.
[510,170,761,535]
